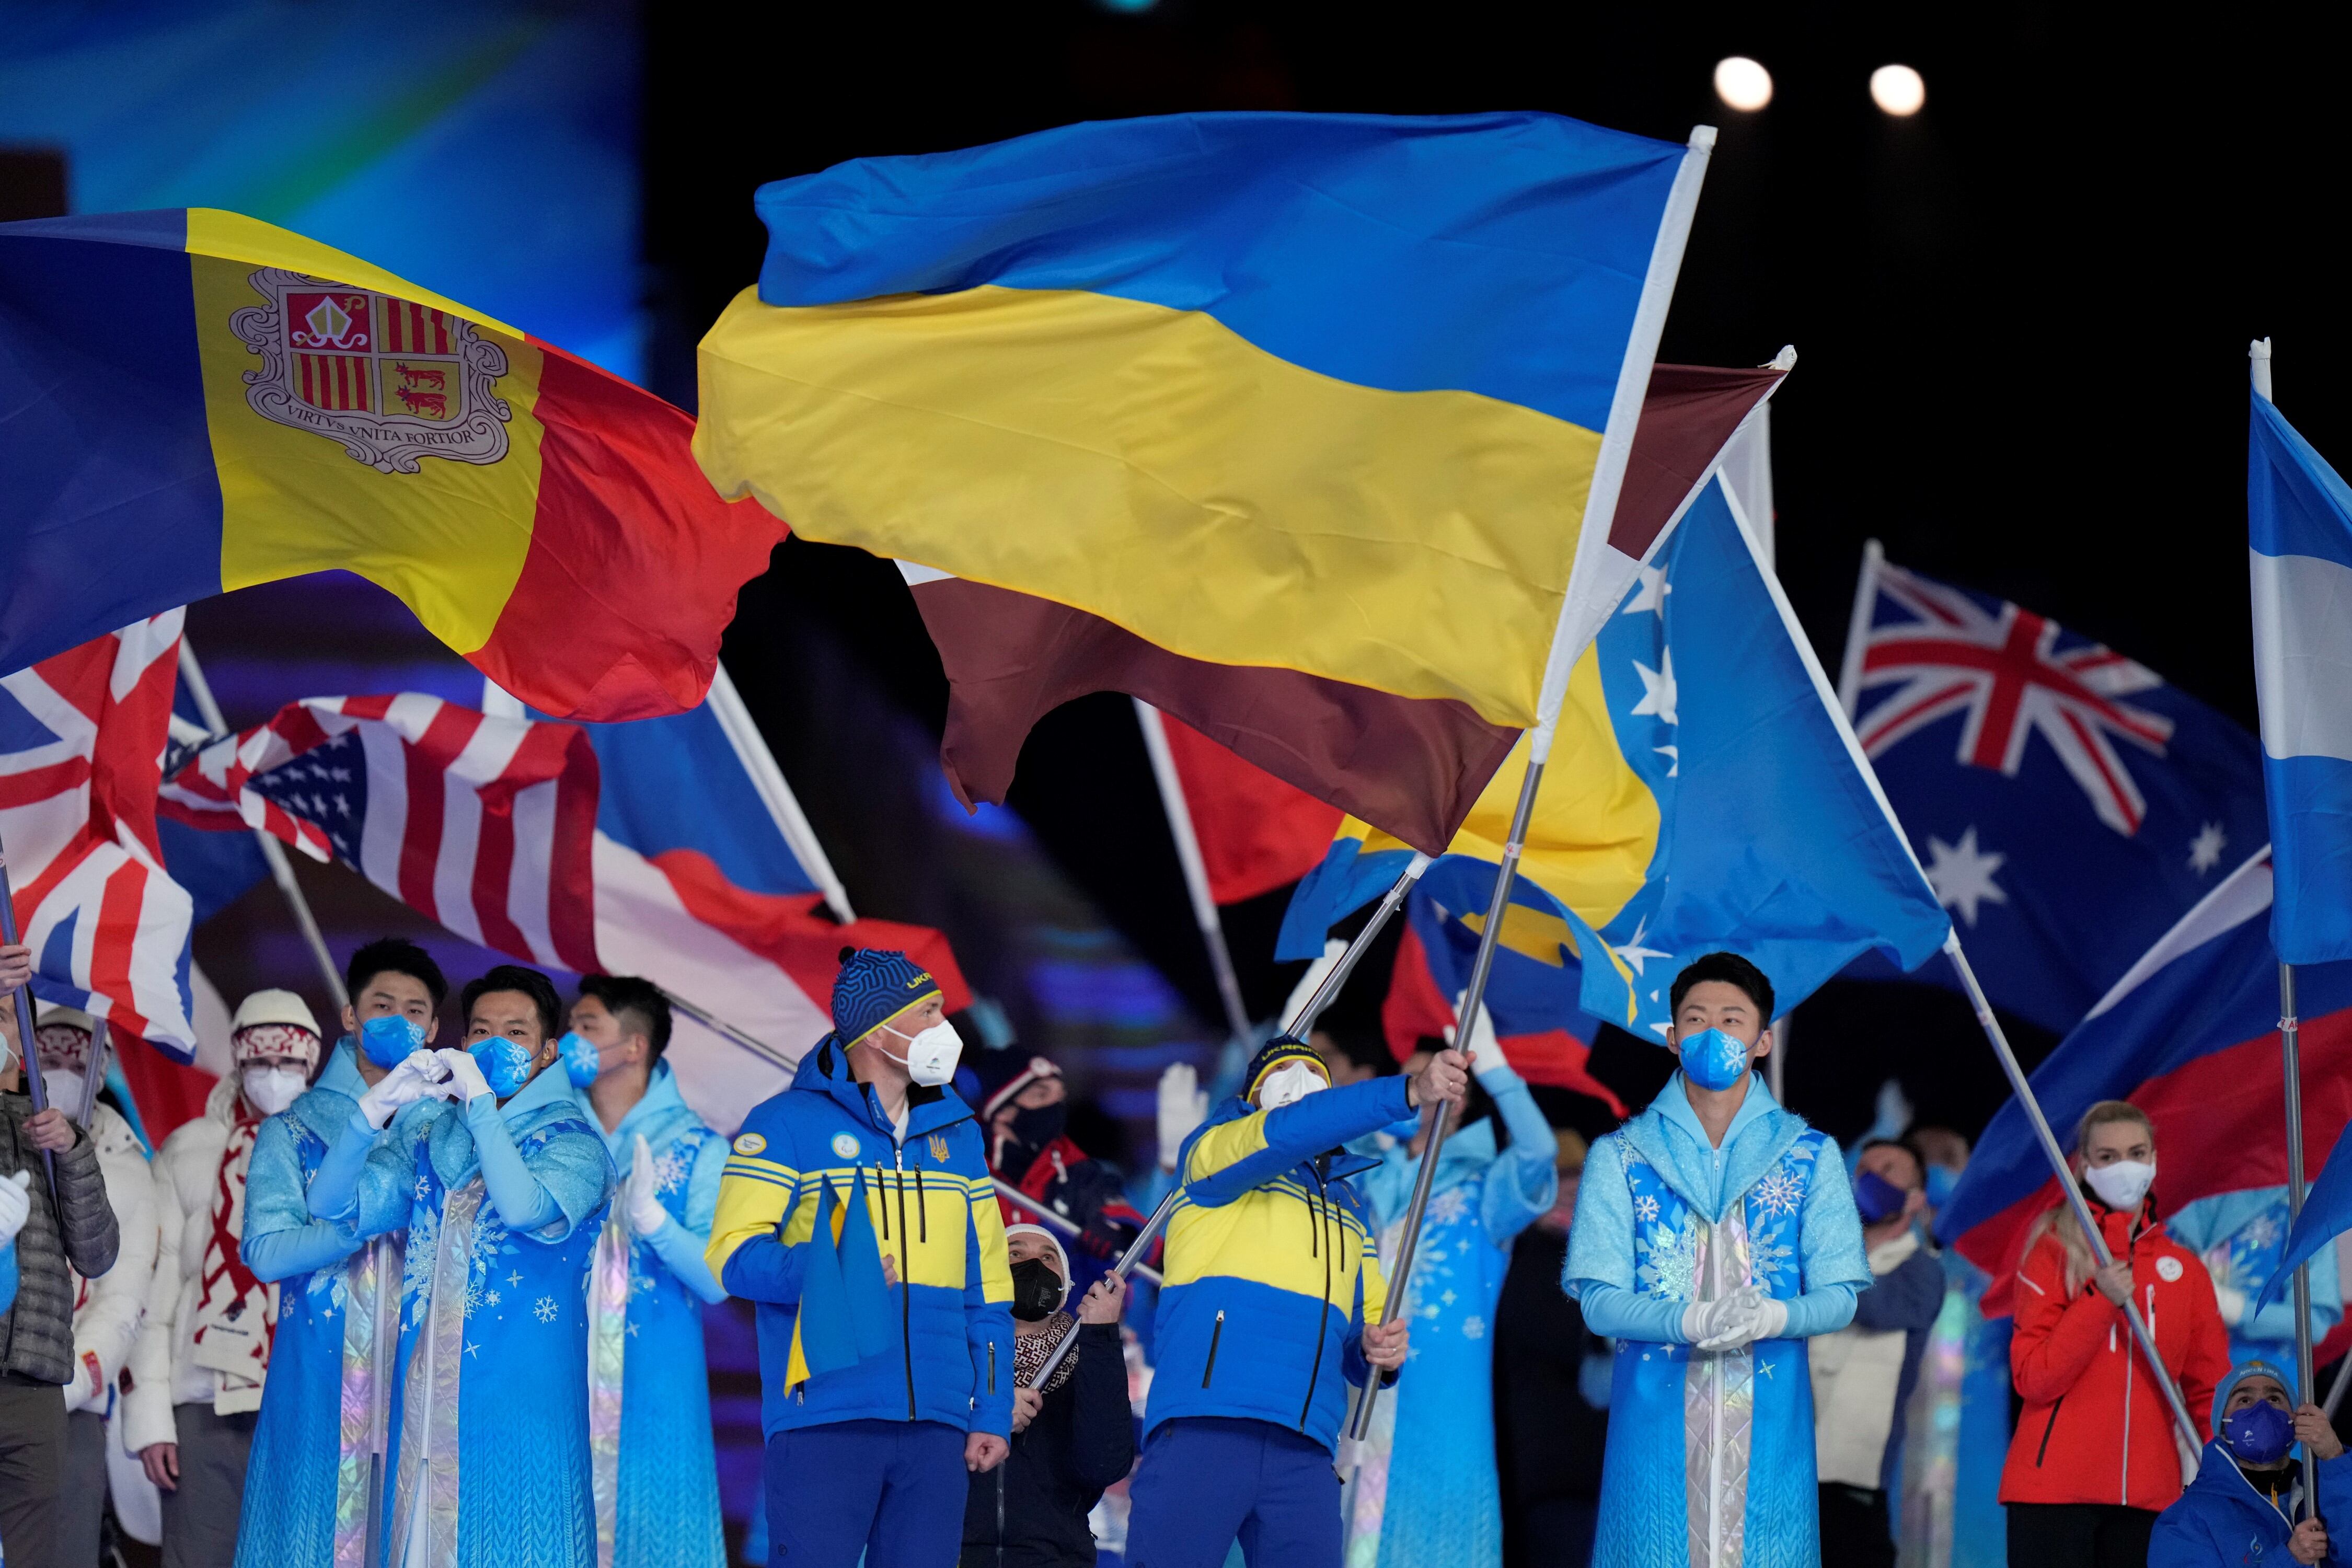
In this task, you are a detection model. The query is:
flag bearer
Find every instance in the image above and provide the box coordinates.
[706,947,1014,1568]
[1563,952,1872,1568]
[1124,1033,1468,1568]
[566,974,728,1568]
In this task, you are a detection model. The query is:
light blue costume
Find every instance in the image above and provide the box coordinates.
[2170,1188,2342,1370]
[1564,1071,1870,1568]
[576,1064,728,1568]
[1351,1063,1559,1568]
[310,1062,615,1568]
[237,1040,429,1568]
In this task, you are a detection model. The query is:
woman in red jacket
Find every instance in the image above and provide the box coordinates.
[2000,1101,2232,1568]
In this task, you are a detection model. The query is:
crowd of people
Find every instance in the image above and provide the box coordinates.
[0,936,2348,1568]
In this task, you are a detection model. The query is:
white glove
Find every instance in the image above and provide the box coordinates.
[2215,1283,2249,1327]
[1157,1062,1209,1173]
[358,1050,449,1129]
[626,1135,668,1237]
[1447,990,1507,1076]
[1681,1285,1758,1348]
[1697,1289,1788,1353]
[0,1170,32,1246]
[434,1047,492,1104]
[1282,938,1348,1034]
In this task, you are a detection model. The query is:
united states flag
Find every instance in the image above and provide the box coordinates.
[160,695,600,974]
[1,613,198,1054]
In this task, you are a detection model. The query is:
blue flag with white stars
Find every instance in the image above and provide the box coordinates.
[1840,546,2268,1034]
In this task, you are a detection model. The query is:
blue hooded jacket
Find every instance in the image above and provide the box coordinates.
[706,1036,1015,1440]
[2153,1362,2352,1568]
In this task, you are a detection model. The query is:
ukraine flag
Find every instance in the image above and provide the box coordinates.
[695,111,1694,737]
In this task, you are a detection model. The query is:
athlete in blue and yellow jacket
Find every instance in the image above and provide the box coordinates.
[1127,1035,1468,1568]
[706,948,1014,1568]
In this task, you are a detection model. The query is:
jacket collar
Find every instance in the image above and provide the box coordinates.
[594,1062,698,1154]
[289,1040,368,1142]
[1867,1227,1922,1276]
[1620,1070,1809,1222]
[499,1057,580,1123]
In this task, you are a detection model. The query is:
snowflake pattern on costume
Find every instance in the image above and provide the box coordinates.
[1753,1167,1806,1218]
[535,1295,559,1323]
[1741,1135,1826,1299]
[1461,1315,1485,1340]
[653,1147,694,1195]
[1634,1193,1661,1224]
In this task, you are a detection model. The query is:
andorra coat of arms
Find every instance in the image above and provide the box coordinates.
[230,267,512,474]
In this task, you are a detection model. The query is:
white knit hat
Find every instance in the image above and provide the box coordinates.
[1002,1223,1074,1310]
[231,988,324,1066]
[35,1004,96,1035]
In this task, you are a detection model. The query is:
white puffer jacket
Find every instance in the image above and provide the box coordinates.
[123,1077,264,1453]
[66,1102,158,1414]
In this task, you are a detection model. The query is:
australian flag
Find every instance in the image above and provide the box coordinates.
[1839,545,2268,1033]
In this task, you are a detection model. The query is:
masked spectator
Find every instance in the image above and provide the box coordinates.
[963,1223,1135,1566]
[0,990,121,1567]
[1811,1137,1946,1567]
[33,1005,158,1568]
[2000,1100,2231,1567]
[2152,1360,2351,1566]
[977,1051,1143,1278]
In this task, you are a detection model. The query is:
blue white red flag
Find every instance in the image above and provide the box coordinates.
[1935,850,2352,1314]
[1839,547,2267,1033]
[2250,392,2352,966]
[1,613,198,1054]
[160,694,964,1127]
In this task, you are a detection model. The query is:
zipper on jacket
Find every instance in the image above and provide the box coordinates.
[874,1160,890,1241]
[988,1340,997,1396]
[2035,1396,2065,1466]
[1298,1166,1335,1431]
[915,1166,929,1242]
[1202,1310,1226,1387]
[895,1142,916,1419]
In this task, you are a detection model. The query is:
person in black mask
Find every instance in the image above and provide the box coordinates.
[977,1052,1145,1284]
[963,1223,1136,1567]
[2152,1361,2351,1566]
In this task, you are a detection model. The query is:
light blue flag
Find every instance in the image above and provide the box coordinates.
[2249,393,2352,966]
[1564,476,1953,1035]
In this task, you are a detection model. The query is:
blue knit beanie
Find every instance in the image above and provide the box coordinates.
[1243,1034,1327,1102]
[832,947,941,1045]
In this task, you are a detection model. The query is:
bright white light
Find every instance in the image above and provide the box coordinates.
[1713,56,1773,112]
[1871,64,1926,116]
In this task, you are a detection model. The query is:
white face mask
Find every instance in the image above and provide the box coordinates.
[880,1021,963,1089]
[42,1069,86,1114]
[242,1065,308,1117]
[2084,1158,2156,1213]
[1257,1062,1328,1113]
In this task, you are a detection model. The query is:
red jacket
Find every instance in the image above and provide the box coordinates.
[1998,1202,2231,1512]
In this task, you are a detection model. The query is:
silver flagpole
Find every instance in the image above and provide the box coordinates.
[1133,699,1253,1045]
[177,637,348,1009]
[1284,855,1432,1041]
[989,1176,1166,1286]
[72,1018,108,1129]
[1030,1186,1181,1388]
[1,835,61,1197]
[1946,932,2203,1451]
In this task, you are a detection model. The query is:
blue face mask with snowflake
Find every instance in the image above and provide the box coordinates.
[468,1035,537,1099]
[557,1031,601,1088]
[360,1012,426,1069]
[1677,1025,1752,1091]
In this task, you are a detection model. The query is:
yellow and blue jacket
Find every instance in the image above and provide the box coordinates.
[705,1040,1015,1439]
[1147,1075,1411,1453]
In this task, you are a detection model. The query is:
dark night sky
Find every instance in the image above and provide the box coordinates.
[641,3,2352,1144]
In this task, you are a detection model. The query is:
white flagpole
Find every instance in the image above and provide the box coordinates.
[2251,334,2318,1509]
[177,637,348,1009]
[1351,125,1717,1440]
[704,662,858,924]
[1132,699,1253,1044]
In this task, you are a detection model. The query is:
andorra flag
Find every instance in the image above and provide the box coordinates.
[697,112,1708,854]
[0,210,786,720]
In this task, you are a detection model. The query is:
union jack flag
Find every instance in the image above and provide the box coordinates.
[160,695,601,973]
[1,613,198,1054]
[1848,559,2175,836]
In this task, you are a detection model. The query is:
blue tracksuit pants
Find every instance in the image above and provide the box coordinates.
[762,1418,966,1568]
[1127,1416,1342,1568]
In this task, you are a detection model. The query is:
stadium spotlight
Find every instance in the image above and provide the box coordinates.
[1870,64,1926,116]
[1713,56,1773,112]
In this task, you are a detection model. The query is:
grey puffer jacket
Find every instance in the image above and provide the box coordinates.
[1,1088,121,1383]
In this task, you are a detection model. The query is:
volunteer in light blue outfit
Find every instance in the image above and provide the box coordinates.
[236,938,449,1568]
[706,947,1015,1568]
[1347,1007,1558,1568]
[2152,1360,2352,1567]
[1565,952,1871,1568]
[2170,1189,2344,1372]
[308,963,616,1568]
[562,974,728,1568]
